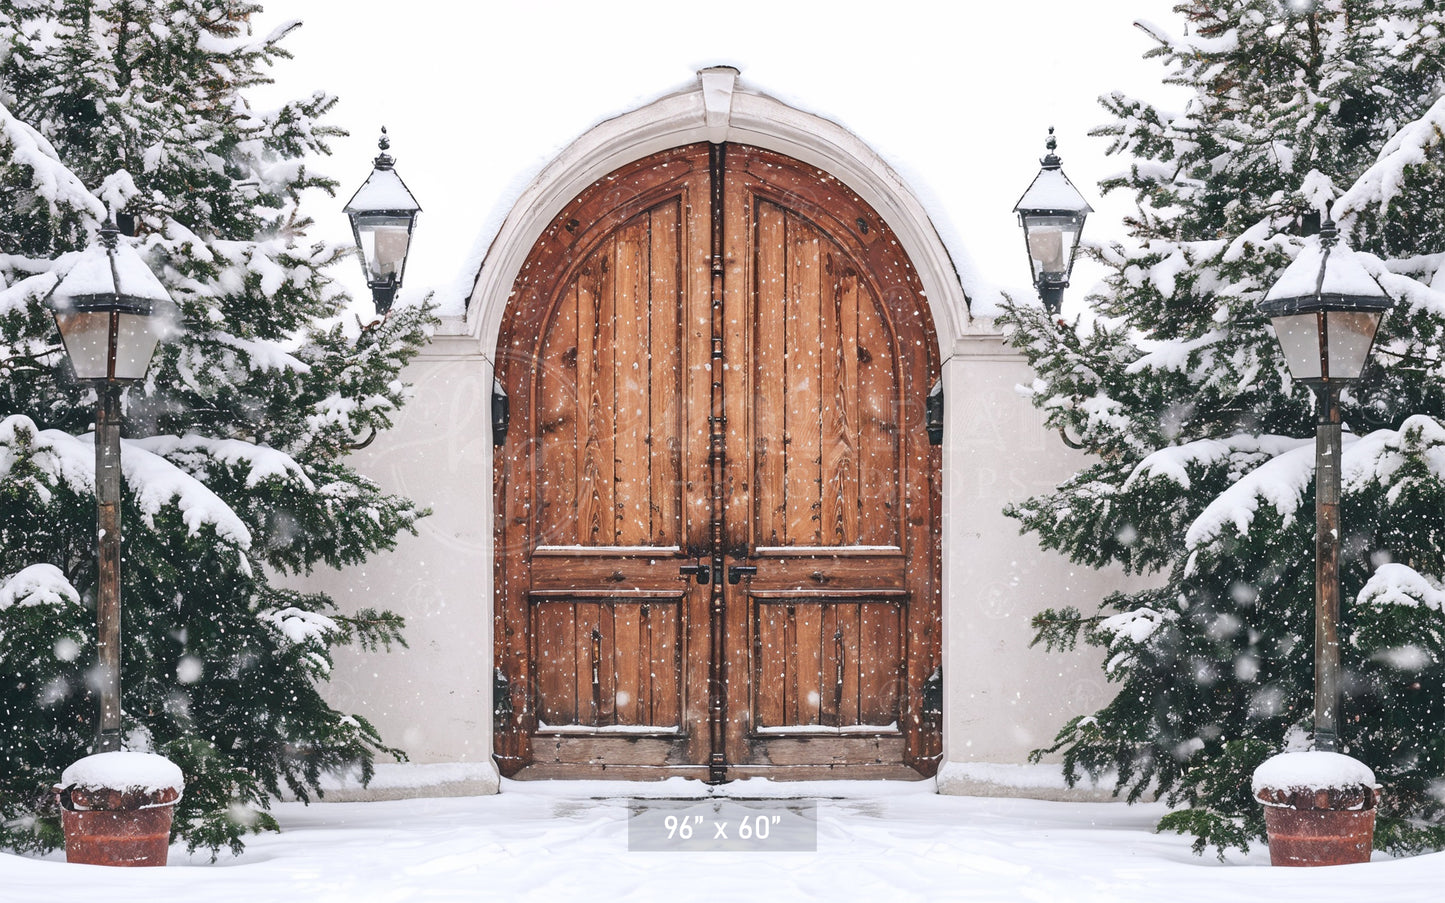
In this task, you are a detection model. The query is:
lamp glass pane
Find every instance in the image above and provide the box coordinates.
[53,310,115,380]
[356,214,412,282]
[1324,310,1383,380]
[112,310,165,380]
[1023,214,1082,282]
[1270,313,1323,380]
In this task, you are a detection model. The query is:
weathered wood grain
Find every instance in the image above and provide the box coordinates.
[496,143,940,780]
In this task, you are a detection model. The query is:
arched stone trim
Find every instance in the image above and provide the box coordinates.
[463,67,972,357]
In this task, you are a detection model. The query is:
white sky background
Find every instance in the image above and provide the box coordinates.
[251,0,1188,320]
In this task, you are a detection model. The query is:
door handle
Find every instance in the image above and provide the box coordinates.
[727,565,758,585]
[679,561,712,585]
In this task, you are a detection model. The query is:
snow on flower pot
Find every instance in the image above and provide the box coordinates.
[55,751,184,867]
[1253,750,1378,867]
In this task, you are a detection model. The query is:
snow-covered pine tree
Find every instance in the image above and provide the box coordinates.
[0,1,432,856]
[1001,0,1445,856]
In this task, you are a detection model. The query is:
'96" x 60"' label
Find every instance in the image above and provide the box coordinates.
[627,800,818,852]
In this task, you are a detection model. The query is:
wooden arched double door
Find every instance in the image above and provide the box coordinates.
[494,143,941,781]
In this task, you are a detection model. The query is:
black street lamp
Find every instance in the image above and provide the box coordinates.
[44,222,175,753]
[1258,206,1394,752]
[1014,128,1093,315]
[344,128,421,315]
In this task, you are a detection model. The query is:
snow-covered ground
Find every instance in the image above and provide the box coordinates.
[4,775,1441,902]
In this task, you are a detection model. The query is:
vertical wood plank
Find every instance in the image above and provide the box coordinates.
[650,601,682,728]
[533,602,577,726]
[794,602,823,726]
[753,201,788,547]
[857,290,898,547]
[613,601,640,725]
[838,271,863,544]
[575,259,605,545]
[786,215,823,546]
[598,603,618,724]
[595,252,618,546]
[721,170,752,558]
[857,601,903,725]
[820,602,840,727]
[683,181,713,560]
[649,202,683,546]
[613,217,649,545]
[755,602,786,728]
[572,602,602,727]
[537,283,578,545]
[819,248,859,546]
[838,601,861,726]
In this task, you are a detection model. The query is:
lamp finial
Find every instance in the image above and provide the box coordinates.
[1320,200,1338,250]
[1041,126,1062,170]
[373,127,395,170]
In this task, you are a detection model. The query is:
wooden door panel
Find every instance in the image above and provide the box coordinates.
[533,206,687,548]
[751,596,904,732]
[648,202,684,547]
[530,596,683,730]
[742,205,902,553]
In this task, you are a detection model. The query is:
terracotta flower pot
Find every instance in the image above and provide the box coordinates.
[56,752,184,867]
[1253,751,1378,867]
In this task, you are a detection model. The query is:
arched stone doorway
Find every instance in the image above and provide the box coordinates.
[492,142,942,781]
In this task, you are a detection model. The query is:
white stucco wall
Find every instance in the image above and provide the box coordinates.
[935,330,1127,800]
[294,333,501,797]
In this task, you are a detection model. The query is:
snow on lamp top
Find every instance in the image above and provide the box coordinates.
[1258,208,1393,384]
[47,225,172,312]
[1014,166,1093,217]
[1013,128,1093,217]
[1259,213,1391,316]
[343,158,421,216]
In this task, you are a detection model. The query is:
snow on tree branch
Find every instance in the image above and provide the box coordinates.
[1357,563,1445,612]
[1336,94,1445,222]
[0,414,252,551]
[0,101,106,227]
[0,563,80,611]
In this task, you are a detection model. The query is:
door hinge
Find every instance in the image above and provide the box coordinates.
[492,378,509,446]
[922,666,943,721]
[926,379,943,446]
[493,667,514,721]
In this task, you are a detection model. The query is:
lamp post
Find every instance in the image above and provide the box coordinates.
[1258,206,1394,751]
[44,222,174,753]
[1014,127,1093,315]
[344,128,421,315]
